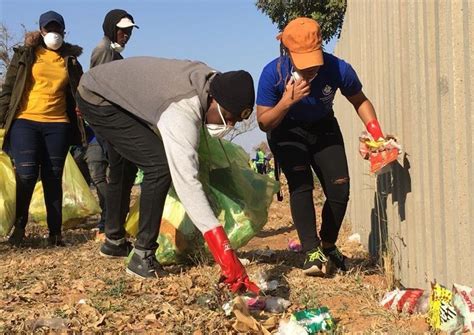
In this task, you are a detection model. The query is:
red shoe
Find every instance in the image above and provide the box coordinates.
[204,226,260,294]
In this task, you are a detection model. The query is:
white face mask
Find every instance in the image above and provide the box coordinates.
[42,32,63,50]
[206,104,234,138]
[110,42,125,53]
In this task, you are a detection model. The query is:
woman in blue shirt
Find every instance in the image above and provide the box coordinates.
[257,18,385,276]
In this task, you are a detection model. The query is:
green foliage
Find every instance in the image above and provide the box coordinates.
[255,0,347,43]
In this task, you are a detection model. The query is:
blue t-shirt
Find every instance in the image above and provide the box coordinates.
[256,53,362,122]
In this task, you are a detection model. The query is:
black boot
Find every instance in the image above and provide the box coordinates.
[8,226,25,247]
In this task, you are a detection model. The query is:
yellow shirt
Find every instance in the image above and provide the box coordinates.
[17,47,69,123]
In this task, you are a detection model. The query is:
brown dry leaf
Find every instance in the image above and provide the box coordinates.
[144,313,157,323]
[231,297,271,335]
[94,313,107,327]
[193,330,203,335]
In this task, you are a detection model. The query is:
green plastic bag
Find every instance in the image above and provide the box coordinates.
[29,152,101,229]
[125,131,279,264]
[0,129,16,236]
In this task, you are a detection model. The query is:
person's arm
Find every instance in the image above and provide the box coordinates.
[346,90,384,140]
[157,97,220,234]
[0,50,21,127]
[257,78,310,132]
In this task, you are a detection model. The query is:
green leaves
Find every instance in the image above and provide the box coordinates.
[255,0,347,43]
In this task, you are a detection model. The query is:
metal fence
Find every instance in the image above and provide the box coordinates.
[333,0,473,288]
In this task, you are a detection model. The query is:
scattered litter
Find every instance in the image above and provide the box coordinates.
[290,307,335,333]
[239,258,251,266]
[347,233,361,243]
[230,297,272,335]
[413,291,430,314]
[276,319,308,335]
[246,296,266,311]
[288,238,302,252]
[428,283,463,332]
[222,300,233,316]
[380,288,424,314]
[254,270,279,292]
[264,296,291,313]
[452,283,474,332]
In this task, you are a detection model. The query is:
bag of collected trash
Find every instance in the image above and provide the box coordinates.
[428,283,463,332]
[125,131,279,264]
[359,131,401,174]
[452,283,474,332]
[290,307,335,333]
[380,288,424,314]
[0,129,16,236]
[29,153,101,229]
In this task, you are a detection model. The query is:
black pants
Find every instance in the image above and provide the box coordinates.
[9,119,70,235]
[268,115,350,251]
[76,94,171,251]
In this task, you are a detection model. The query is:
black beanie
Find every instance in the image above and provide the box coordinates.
[102,9,136,42]
[209,70,255,118]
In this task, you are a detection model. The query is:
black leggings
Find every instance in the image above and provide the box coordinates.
[268,115,350,251]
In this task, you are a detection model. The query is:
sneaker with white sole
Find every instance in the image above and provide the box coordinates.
[303,246,329,276]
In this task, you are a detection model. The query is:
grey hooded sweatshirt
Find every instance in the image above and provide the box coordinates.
[78,57,221,233]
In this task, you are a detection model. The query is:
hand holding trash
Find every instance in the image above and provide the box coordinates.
[359,127,402,173]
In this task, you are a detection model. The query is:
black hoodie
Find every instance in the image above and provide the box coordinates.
[102,9,135,43]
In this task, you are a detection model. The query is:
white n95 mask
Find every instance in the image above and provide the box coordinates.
[43,32,63,50]
[206,103,233,138]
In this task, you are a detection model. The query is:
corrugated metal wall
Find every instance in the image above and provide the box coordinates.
[334,0,473,288]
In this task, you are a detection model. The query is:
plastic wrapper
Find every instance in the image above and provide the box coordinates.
[359,131,401,174]
[125,131,279,264]
[452,283,474,332]
[29,153,101,229]
[0,130,16,236]
[380,288,424,314]
[428,283,463,332]
[291,307,335,334]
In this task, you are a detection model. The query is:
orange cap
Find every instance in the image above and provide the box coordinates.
[277,17,324,69]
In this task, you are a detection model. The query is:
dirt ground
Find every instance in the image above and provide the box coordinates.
[0,183,429,334]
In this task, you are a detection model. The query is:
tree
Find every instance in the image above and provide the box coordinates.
[0,23,24,84]
[255,0,347,43]
[225,111,258,142]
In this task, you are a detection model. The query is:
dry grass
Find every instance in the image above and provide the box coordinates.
[0,184,429,334]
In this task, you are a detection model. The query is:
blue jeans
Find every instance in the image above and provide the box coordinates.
[9,119,70,235]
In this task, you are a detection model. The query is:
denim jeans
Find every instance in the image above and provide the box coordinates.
[9,119,70,235]
[77,94,171,251]
[85,141,108,230]
[268,115,350,250]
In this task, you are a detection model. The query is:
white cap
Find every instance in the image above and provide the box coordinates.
[116,17,138,29]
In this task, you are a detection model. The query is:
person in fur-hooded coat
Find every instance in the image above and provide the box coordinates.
[0,10,85,247]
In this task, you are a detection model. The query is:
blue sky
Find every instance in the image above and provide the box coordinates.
[0,0,337,153]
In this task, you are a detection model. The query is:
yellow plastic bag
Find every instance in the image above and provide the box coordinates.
[29,152,100,229]
[0,130,16,236]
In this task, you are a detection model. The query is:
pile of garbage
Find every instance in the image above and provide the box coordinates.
[381,282,474,333]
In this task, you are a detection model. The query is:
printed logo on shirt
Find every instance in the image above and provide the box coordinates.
[323,85,333,96]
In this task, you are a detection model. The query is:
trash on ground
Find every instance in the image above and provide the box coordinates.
[380,288,424,314]
[254,269,279,292]
[230,297,272,335]
[239,258,251,266]
[276,319,308,335]
[264,296,291,313]
[452,283,474,332]
[428,283,463,332]
[288,238,302,252]
[347,233,361,243]
[290,307,335,334]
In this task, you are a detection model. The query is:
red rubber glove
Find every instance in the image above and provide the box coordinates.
[365,119,384,141]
